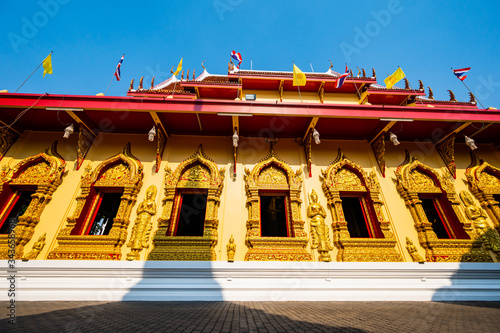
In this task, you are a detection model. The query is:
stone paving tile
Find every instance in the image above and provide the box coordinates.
[1,301,500,333]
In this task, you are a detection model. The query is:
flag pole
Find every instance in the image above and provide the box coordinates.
[15,51,53,93]
[451,67,486,110]
[104,76,114,96]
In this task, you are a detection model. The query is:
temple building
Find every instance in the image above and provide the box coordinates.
[1,61,500,301]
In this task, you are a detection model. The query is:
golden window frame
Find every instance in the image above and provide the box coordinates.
[48,143,143,260]
[395,150,491,262]
[148,145,225,261]
[0,141,65,259]
[465,153,500,232]
[243,147,312,261]
[321,149,402,262]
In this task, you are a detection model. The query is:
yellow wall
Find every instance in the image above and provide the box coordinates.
[2,131,499,262]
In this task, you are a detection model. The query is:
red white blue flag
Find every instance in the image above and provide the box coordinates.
[114,55,124,81]
[452,67,470,81]
[334,65,349,88]
[231,50,242,69]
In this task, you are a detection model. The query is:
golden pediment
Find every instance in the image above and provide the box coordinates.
[258,166,288,188]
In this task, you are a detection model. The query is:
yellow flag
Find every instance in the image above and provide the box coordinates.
[173,58,183,76]
[384,67,405,89]
[293,64,306,86]
[42,53,52,77]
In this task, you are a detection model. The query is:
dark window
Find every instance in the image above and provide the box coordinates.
[260,195,288,237]
[0,191,35,234]
[420,198,451,239]
[176,193,207,236]
[341,196,370,238]
[87,192,122,235]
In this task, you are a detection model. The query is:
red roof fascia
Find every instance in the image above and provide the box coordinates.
[0,93,498,123]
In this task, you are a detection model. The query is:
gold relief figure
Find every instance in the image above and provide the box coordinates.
[22,233,47,260]
[227,235,236,262]
[460,190,500,253]
[126,185,157,260]
[405,237,424,262]
[307,189,333,262]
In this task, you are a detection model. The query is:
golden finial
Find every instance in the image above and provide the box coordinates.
[170,65,174,74]
[139,76,144,90]
[150,76,155,89]
[201,60,206,70]
[356,66,361,77]
[349,69,353,77]
[181,71,184,80]
[372,68,376,78]
[329,60,333,70]
[448,89,457,102]
[361,68,366,77]
[186,70,190,80]
[427,86,434,100]
[129,79,134,91]
[228,60,234,71]
[469,92,476,103]
[404,78,409,89]
[193,69,196,80]
[418,80,424,90]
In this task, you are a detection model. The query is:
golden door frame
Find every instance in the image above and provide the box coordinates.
[148,145,225,261]
[0,141,65,259]
[395,151,491,262]
[465,154,500,232]
[48,143,143,260]
[243,147,312,261]
[321,149,402,262]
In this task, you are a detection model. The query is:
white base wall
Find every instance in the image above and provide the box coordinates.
[2,261,500,301]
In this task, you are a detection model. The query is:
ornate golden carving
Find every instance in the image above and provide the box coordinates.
[371,133,386,177]
[304,131,312,177]
[227,234,236,262]
[307,189,332,262]
[22,233,46,260]
[48,143,143,260]
[126,185,157,260]
[156,126,167,173]
[435,134,456,179]
[406,237,424,262]
[460,190,500,258]
[0,127,18,162]
[243,147,312,261]
[76,127,95,170]
[321,149,402,262]
[0,141,65,259]
[395,150,492,262]
[148,145,224,261]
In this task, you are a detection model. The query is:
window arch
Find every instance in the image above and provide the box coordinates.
[48,143,143,260]
[243,147,311,261]
[396,150,492,262]
[321,149,402,262]
[465,154,500,233]
[148,145,224,261]
[0,141,65,259]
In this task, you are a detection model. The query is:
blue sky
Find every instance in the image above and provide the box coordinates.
[1,0,499,107]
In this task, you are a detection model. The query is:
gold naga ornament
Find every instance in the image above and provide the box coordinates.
[22,232,46,260]
[307,189,333,262]
[460,190,500,259]
[126,185,157,260]
[405,237,424,262]
[0,141,65,259]
[226,234,236,262]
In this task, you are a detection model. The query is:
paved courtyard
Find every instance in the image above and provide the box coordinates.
[2,301,500,332]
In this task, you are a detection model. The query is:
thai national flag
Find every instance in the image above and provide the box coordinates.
[453,67,470,81]
[231,50,242,69]
[114,55,124,81]
[334,65,349,88]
